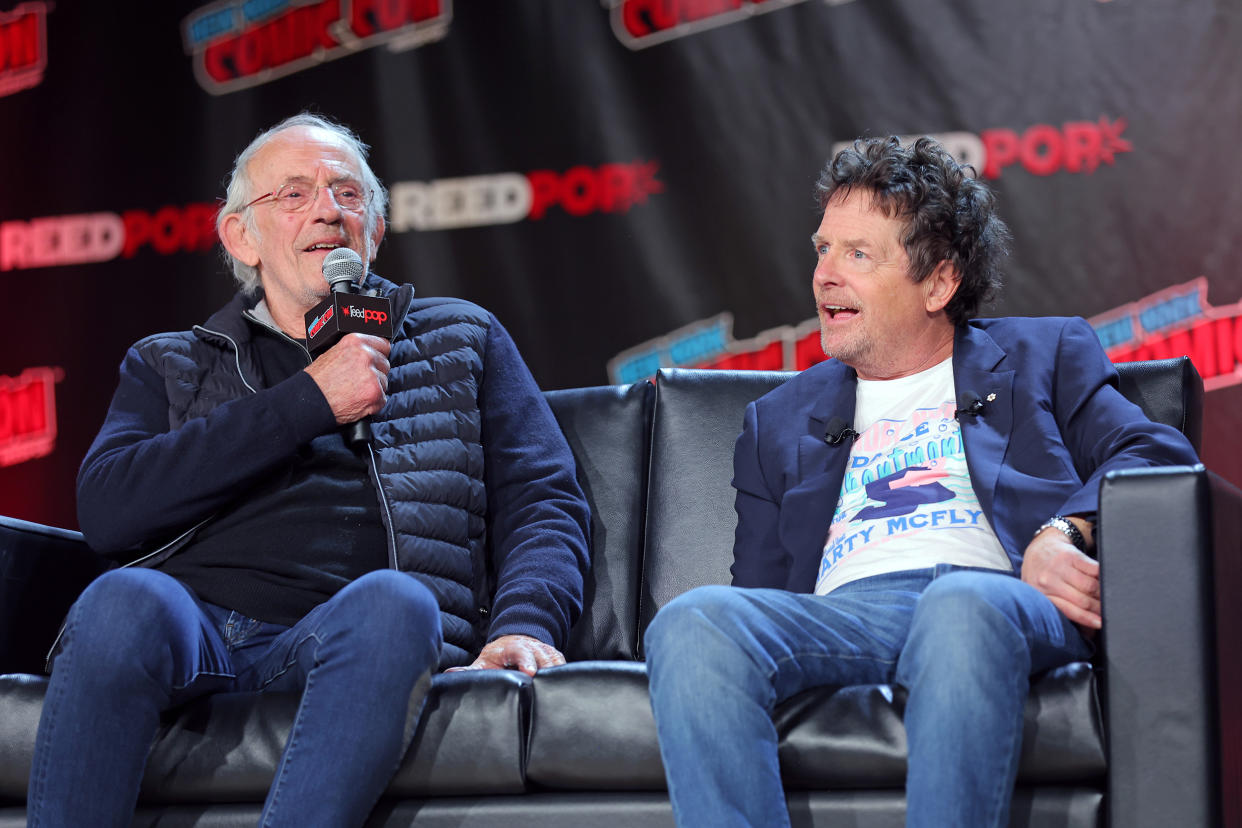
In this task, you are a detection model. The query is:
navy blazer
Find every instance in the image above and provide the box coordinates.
[730,316,1200,592]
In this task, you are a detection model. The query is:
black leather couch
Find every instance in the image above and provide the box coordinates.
[1,359,1238,827]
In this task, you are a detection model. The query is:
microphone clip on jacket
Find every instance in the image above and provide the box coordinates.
[824,416,859,446]
[954,392,986,420]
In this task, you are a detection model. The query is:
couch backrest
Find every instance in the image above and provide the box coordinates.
[2,356,1202,672]
[0,517,108,675]
[631,357,1202,658]
[1115,356,1203,453]
[545,381,652,661]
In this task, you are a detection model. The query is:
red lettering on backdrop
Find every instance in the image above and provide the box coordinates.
[1021,124,1063,177]
[980,118,1131,180]
[1109,315,1242,388]
[351,0,441,38]
[121,204,219,259]
[527,171,559,220]
[0,367,61,468]
[526,162,664,220]
[560,167,598,216]
[700,340,784,372]
[1062,121,1103,173]
[622,0,753,36]
[596,164,635,211]
[0,9,38,71]
[980,129,1018,179]
[622,0,664,37]
[203,0,341,82]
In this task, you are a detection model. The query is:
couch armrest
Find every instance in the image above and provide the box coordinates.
[0,516,107,675]
[1097,464,1235,828]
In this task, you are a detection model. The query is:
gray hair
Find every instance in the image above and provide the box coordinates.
[216,113,390,296]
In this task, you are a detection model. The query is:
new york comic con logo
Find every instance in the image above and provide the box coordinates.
[604,0,857,50]
[182,0,451,95]
[0,366,61,468]
[0,1,49,99]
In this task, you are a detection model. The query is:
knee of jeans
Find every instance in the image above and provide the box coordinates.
[332,571,442,648]
[907,573,1024,665]
[62,568,190,665]
[645,585,749,664]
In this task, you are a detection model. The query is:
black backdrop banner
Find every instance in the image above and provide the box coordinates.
[2,0,1240,531]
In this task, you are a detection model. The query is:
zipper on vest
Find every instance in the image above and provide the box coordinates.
[193,324,260,393]
[239,309,393,564]
[240,311,314,366]
[366,442,400,570]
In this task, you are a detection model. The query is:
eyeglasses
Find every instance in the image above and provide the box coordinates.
[244,180,372,213]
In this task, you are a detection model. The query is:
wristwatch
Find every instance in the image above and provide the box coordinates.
[1035,516,1086,552]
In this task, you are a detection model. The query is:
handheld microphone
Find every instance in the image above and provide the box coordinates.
[303,248,394,447]
[954,391,985,420]
[824,416,859,446]
[323,245,362,293]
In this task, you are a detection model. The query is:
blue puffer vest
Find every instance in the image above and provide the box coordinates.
[133,274,492,667]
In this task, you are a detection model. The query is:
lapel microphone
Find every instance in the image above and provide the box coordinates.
[824,416,860,446]
[954,391,986,420]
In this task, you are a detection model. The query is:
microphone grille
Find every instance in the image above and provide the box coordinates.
[322,247,364,288]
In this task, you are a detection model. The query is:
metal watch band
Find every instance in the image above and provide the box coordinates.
[1035,515,1086,551]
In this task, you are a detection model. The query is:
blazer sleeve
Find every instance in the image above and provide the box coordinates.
[1049,317,1200,520]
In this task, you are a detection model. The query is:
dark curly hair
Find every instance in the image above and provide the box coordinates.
[814,136,1010,326]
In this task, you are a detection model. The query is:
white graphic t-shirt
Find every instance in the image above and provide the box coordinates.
[814,357,1012,595]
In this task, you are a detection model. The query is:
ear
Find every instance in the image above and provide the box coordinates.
[219,212,261,268]
[923,260,961,314]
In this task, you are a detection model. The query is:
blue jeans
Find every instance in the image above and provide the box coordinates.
[644,566,1092,828]
[27,566,441,827]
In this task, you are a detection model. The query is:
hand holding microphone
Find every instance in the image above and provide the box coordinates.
[302,248,394,446]
[304,332,391,425]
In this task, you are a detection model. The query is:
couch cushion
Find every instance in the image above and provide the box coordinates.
[523,661,1104,791]
[546,382,652,662]
[526,662,664,790]
[0,670,531,803]
[776,661,1105,788]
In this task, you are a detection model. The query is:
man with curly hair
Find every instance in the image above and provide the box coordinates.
[645,136,1197,827]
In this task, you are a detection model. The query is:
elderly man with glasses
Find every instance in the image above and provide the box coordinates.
[26,113,590,828]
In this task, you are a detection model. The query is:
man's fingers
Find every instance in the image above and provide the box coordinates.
[1048,594,1102,629]
[1062,565,1100,599]
[1069,552,1100,577]
[507,647,539,676]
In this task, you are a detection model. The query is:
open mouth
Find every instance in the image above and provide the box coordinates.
[822,304,859,320]
[304,242,344,253]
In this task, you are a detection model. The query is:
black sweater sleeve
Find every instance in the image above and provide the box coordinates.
[76,339,337,559]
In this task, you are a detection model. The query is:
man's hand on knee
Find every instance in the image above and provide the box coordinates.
[447,634,566,676]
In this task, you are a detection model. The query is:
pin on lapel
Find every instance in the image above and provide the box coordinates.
[986,393,996,402]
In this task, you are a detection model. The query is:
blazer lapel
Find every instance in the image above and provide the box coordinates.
[779,361,857,591]
[953,325,1015,531]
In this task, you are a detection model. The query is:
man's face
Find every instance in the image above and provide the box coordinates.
[811,189,958,380]
[226,126,384,330]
